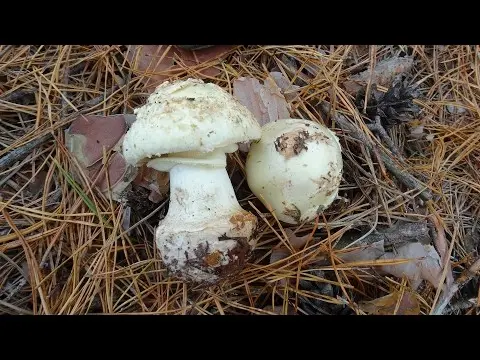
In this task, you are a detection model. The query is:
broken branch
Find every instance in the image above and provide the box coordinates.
[431,256,480,315]
[0,134,53,171]
[367,115,405,160]
[335,220,431,249]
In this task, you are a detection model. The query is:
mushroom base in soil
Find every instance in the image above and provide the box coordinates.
[150,150,258,284]
[246,118,343,225]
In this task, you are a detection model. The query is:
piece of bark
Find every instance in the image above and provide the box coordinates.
[0,134,52,171]
[335,220,431,250]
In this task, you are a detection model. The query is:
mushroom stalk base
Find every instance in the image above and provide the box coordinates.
[154,162,258,284]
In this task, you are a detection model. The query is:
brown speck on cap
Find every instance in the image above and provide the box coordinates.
[274,129,310,160]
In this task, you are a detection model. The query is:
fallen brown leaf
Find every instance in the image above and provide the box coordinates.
[27,170,48,196]
[359,290,421,315]
[65,114,168,202]
[233,76,291,127]
[336,236,452,291]
[233,75,291,151]
[126,45,236,92]
[343,56,414,95]
[65,114,127,168]
[379,243,444,290]
[86,152,127,192]
[269,71,300,102]
[269,228,312,265]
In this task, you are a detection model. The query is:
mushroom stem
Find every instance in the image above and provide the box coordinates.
[151,157,258,284]
[165,163,244,223]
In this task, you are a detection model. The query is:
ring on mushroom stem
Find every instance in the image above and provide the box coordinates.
[245,118,343,225]
[122,78,262,285]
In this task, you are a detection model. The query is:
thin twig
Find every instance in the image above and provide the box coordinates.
[367,115,405,160]
[335,220,431,249]
[432,256,480,315]
[0,134,53,171]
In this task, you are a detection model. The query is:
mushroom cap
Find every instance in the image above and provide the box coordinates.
[122,78,262,166]
[245,118,343,224]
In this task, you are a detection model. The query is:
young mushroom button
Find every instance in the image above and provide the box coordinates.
[122,78,262,285]
[245,118,343,225]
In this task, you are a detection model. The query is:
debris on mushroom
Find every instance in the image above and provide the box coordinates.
[245,118,343,224]
[122,78,262,285]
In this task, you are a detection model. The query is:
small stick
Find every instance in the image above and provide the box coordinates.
[0,134,52,171]
[431,256,480,315]
[367,115,405,161]
[322,103,433,201]
[334,220,431,249]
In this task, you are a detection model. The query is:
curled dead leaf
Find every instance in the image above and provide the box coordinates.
[379,243,444,290]
[233,76,291,127]
[66,114,127,168]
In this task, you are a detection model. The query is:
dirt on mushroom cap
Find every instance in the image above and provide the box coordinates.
[122,78,262,166]
[246,118,343,224]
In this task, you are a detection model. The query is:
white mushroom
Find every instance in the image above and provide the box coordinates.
[245,118,343,224]
[122,78,262,285]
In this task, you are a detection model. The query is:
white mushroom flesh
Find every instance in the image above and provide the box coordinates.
[152,162,257,283]
[246,118,343,224]
[121,78,261,285]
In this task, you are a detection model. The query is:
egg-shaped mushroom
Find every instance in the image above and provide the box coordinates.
[245,118,343,224]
